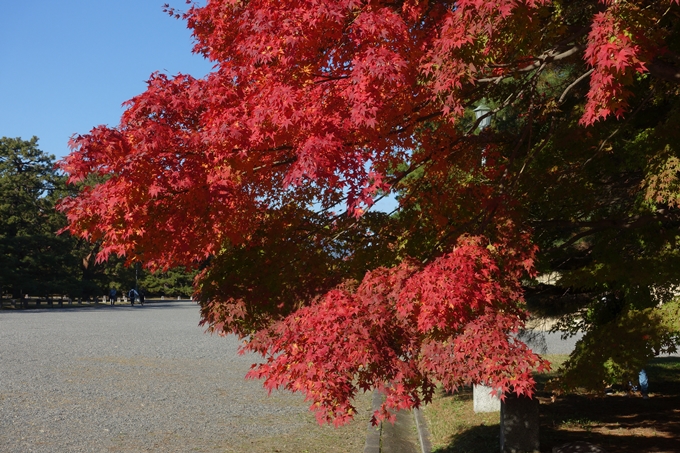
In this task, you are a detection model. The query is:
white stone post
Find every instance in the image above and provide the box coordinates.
[473,384,501,413]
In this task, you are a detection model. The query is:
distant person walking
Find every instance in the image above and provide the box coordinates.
[128,288,139,306]
[630,369,650,399]
[139,289,145,306]
[108,288,117,306]
[639,369,649,399]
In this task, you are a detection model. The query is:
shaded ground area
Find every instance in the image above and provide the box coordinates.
[537,357,680,453]
[0,301,372,452]
[424,357,680,453]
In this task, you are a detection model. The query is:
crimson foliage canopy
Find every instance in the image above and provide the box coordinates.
[59,0,680,424]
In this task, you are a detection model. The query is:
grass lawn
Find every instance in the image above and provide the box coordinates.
[422,355,680,453]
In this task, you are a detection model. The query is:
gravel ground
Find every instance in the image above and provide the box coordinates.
[0,301,372,453]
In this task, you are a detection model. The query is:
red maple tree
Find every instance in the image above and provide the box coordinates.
[59,0,680,424]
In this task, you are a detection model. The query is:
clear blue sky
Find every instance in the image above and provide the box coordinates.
[2,1,398,212]
[1,1,212,160]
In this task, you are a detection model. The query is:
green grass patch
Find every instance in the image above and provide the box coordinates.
[423,386,500,453]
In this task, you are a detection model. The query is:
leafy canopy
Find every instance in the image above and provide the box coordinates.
[0,137,86,298]
[59,0,680,423]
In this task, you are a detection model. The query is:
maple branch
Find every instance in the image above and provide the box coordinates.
[425,211,489,265]
[252,155,297,172]
[382,102,441,138]
[418,69,548,253]
[558,69,594,104]
[466,61,547,137]
[312,74,350,84]
[477,44,585,84]
[582,88,656,169]
[510,84,563,195]
[476,24,589,89]
[504,62,559,188]
[520,45,584,73]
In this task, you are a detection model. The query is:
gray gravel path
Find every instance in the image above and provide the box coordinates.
[517,329,584,355]
[0,301,370,453]
[518,329,679,357]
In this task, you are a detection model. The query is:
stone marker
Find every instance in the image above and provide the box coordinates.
[552,442,607,453]
[500,393,539,453]
[473,384,501,412]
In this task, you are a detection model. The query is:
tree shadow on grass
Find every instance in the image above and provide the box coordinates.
[537,357,680,452]
[432,358,680,453]
[539,393,680,452]
[433,423,500,453]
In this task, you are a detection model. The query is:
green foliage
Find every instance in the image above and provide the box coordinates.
[0,137,195,300]
[512,65,680,388]
[0,137,83,297]
[141,266,197,297]
[557,300,680,391]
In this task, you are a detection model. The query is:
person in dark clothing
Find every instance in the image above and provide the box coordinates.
[108,288,117,306]
[138,289,145,306]
[128,288,138,306]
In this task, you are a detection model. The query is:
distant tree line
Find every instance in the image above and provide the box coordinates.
[0,137,196,300]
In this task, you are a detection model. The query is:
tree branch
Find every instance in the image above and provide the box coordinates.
[558,69,594,104]
[477,44,585,84]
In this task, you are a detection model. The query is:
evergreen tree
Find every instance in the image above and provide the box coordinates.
[0,137,82,298]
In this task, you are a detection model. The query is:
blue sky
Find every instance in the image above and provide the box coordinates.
[1,1,212,161]
[2,1,398,212]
